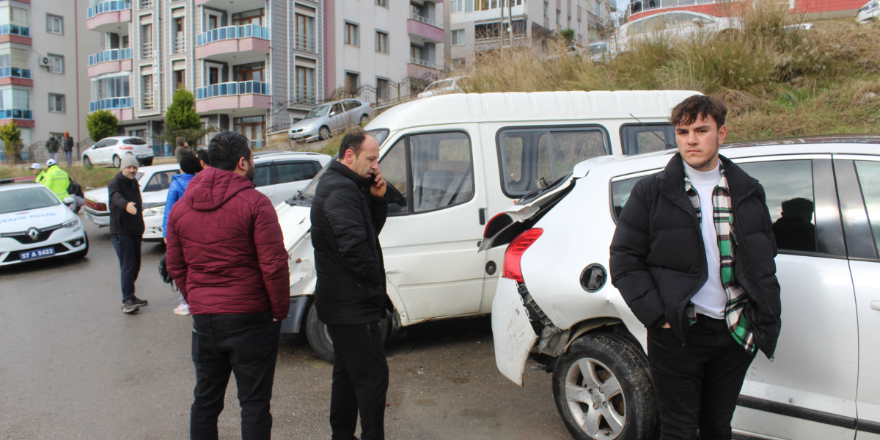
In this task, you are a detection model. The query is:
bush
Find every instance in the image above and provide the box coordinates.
[0,120,22,163]
[87,110,118,142]
[164,88,214,145]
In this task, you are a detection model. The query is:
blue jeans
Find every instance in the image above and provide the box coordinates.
[65,151,72,167]
[111,234,141,302]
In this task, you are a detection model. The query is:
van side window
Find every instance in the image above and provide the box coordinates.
[410,132,474,213]
[273,162,307,184]
[620,124,675,155]
[380,138,409,215]
[498,127,608,198]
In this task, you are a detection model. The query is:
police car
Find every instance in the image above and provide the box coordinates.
[0,183,88,266]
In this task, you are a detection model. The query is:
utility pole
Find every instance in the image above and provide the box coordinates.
[508,0,514,45]
[500,0,505,47]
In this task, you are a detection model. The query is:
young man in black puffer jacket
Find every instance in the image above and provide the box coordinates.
[610,95,781,440]
[311,129,389,440]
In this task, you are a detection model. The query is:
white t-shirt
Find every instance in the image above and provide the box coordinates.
[684,160,726,319]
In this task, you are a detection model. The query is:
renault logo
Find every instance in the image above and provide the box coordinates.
[27,228,39,241]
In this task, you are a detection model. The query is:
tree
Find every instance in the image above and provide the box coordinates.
[0,120,22,163]
[87,109,118,142]
[559,28,575,46]
[164,88,213,145]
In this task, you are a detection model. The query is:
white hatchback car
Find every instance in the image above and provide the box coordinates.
[0,183,88,266]
[858,0,880,23]
[483,137,880,440]
[81,136,155,168]
[612,11,741,54]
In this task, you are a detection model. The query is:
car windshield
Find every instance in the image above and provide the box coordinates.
[0,187,60,214]
[589,43,607,55]
[297,128,390,200]
[306,105,331,119]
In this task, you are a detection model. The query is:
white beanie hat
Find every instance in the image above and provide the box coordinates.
[30,163,42,170]
[46,159,57,166]
[120,155,139,170]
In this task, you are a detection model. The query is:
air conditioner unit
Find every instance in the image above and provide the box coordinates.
[39,57,51,67]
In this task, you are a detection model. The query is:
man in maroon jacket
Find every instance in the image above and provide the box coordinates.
[165,131,290,440]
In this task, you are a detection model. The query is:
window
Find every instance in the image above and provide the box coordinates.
[0,47,29,74]
[174,16,185,53]
[48,94,65,113]
[410,132,474,212]
[295,13,315,51]
[344,100,361,111]
[0,7,29,35]
[375,31,388,53]
[381,138,410,215]
[47,54,64,74]
[452,29,465,45]
[620,124,676,155]
[377,78,389,101]
[253,164,271,187]
[233,62,264,82]
[141,23,153,59]
[144,170,179,192]
[142,74,154,110]
[376,0,388,7]
[273,162,318,184]
[410,44,423,61]
[296,64,316,102]
[855,161,880,253]
[498,127,608,197]
[47,14,63,34]
[232,8,264,26]
[452,58,466,69]
[173,69,185,92]
[544,1,549,18]
[345,72,359,95]
[556,9,561,25]
[344,22,359,46]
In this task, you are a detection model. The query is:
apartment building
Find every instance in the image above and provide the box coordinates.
[85,0,445,150]
[448,0,615,67]
[0,0,101,156]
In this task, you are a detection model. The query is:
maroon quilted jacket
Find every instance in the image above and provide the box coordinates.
[165,167,290,320]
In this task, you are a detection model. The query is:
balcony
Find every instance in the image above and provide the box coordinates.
[195,25,270,64]
[87,0,133,33]
[294,34,317,53]
[195,0,268,13]
[88,48,133,77]
[294,86,317,105]
[0,108,34,128]
[407,14,444,43]
[195,81,271,115]
[0,24,31,45]
[407,57,443,78]
[174,37,186,54]
[141,41,154,59]
[0,67,33,87]
[142,91,154,110]
[90,97,135,121]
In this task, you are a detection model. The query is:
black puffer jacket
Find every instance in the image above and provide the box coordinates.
[610,154,781,358]
[311,160,389,326]
[108,172,144,236]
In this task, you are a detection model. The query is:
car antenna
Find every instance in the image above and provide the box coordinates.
[629,113,677,150]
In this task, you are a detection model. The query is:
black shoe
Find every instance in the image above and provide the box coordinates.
[122,299,140,314]
[132,296,149,307]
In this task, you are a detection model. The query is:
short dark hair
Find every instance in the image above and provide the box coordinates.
[196,149,211,166]
[337,129,368,159]
[179,153,202,175]
[176,136,186,147]
[670,95,727,128]
[207,131,251,171]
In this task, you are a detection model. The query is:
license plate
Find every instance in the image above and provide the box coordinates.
[20,247,55,261]
[136,155,148,159]
[87,213,94,222]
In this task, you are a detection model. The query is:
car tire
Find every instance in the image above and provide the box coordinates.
[140,158,153,166]
[360,114,369,126]
[70,233,89,260]
[82,156,92,168]
[112,155,121,168]
[552,332,658,440]
[319,126,331,141]
[306,301,335,362]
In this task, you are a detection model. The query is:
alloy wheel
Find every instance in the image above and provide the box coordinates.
[564,357,627,439]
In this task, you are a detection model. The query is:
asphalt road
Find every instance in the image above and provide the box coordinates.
[0,214,571,439]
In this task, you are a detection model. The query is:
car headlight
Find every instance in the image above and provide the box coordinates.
[143,204,165,217]
[62,218,80,229]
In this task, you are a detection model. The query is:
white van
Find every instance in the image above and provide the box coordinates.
[276,90,700,360]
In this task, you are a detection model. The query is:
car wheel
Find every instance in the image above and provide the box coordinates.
[306,302,335,362]
[82,156,92,168]
[319,126,331,141]
[360,114,369,126]
[140,158,153,166]
[112,155,121,168]
[552,332,657,440]
[70,233,89,260]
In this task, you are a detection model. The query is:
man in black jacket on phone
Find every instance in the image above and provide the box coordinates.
[311,129,389,440]
[108,155,147,314]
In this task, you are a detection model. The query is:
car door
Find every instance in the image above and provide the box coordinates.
[729,156,858,440]
[328,103,345,133]
[378,128,489,323]
[270,160,318,204]
[92,139,112,164]
[343,100,359,129]
[252,163,274,202]
[834,156,880,439]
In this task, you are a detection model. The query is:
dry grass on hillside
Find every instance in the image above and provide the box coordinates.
[457,0,880,141]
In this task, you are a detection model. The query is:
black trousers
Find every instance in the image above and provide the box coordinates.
[111,234,141,302]
[327,321,389,440]
[648,316,755,440]
[190,312,281,440]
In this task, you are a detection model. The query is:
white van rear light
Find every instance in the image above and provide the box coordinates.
[501,228,543,283]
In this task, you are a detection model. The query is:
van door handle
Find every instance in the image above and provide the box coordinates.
[872,301,880,311]
[479,208,487,225]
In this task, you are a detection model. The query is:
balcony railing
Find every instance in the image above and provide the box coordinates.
[88,48,133,66]
[0,67,31,79]
[141,41,154,59]
[88,0,132,18]
[295,86,316,104]
[0,25,30,37]
[475,33,528,44]
[407,57,439,69]
[196,24,270,46]
[0,109,33,119]
[408,13,442,28]
[294,34,316,52]
[90,97,134,112]
[140,0,153,8]
[174,37,186,53]
[196,81,270,100]
[142,91,154,110]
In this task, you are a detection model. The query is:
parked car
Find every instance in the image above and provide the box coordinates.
[417,77,467,99]
[0,183,88,266]
[587,41,610,63]
[483,136,880,440]
[275,90,700,361]
[289,99,375,142]
[612,11,741,54]
[84,153,332,241]
[858,0,880,23]
[81,136,154,168]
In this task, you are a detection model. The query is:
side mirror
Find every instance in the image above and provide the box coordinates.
[63,196,75,205]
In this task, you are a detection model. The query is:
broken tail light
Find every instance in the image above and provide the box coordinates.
[501,228,543,283]
[85,199,107,211]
